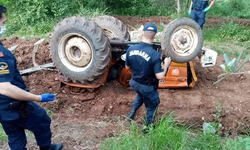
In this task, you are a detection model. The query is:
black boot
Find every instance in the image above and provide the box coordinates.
[127,109,137,122]
[50,143,63,150]
[40,143,63,150]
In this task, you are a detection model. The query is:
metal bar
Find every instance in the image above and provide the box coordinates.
[56,74,102,89]
[20,63,54,75]
[32,45,39,67]
[8,45,18,53]
[109,39,161,46]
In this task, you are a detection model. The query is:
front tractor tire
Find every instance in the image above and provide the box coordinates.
[161,18,203,63]
[50,16,111,84]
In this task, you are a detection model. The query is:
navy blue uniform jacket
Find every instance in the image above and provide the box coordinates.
[126,42,163,85]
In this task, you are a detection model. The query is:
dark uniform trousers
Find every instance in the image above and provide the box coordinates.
[0,101,51,150]
[191,10,206,29]
[129,79,160,125]
[191,0,209,29]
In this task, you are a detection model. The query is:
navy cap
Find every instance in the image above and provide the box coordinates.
[143,23,157,33]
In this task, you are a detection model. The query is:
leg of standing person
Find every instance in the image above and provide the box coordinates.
[20,102,63,150]
[128,80,144,121]
[0,118,28,150]
[127,94,144,120]
[191,10,198,24]
[21,102,52,149]
[143,89,160,125]
[1,102,62,150]
[196,11,206,29]
[191,9,205,29]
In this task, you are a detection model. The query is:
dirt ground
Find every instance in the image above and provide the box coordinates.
[115,16,250,30]
[0,16,250,150]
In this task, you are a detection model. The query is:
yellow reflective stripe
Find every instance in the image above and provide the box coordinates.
[0,70,10,74]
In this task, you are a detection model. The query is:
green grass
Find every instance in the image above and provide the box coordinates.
[186,132,223,150]
[3,0,250,38]
[101,114,225,150]
[209,0,250,19]
[203,23,250,43]
[204,41,250,56]
[101,114,188,150]
[224,137,250,150]
[0,124,7,141]
[101,113,250,150]
[4,7,106,38]
[203,23,250,56]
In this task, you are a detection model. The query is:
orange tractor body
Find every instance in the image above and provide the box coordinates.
[57,59,198,89]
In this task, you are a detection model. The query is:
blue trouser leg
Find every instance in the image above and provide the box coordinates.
[128,94,143,119]
[0,102,51,150]
[143,90,160,125]
[197,11,206,29]
[191,10,198,23]
[1,119,27,150]
[129,79,160,124]
[22,102,52,148]
[191,10,206,29]
[132,94,144,110]
[128,80,143,120]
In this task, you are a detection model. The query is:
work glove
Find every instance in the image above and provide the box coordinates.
[202,7,210,12]
[188,9,192,15]
[41,93,55,102]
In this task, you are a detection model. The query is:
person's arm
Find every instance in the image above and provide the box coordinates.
[188,1,193,15]
[208,0,216,8]
[0,49,54,103]
[125,48,131,70]
[203,0,216,12]
[155,57,171,80]
[189,1,193,10]
[0,82,41,102]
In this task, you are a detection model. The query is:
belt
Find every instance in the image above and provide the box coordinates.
[132,79,154,86]
[193,8,203,11]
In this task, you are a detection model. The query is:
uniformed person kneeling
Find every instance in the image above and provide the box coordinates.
[125,23,171,133]
[0,5,63,150]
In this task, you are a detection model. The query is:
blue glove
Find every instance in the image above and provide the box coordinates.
[202,7,210,12]
[188,9,192,15]
[41,93,55,102]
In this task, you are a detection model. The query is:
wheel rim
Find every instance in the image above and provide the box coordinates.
[58,33,93,72]
[170,25,198,56]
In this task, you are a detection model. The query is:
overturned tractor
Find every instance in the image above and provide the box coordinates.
[48,15,216,89]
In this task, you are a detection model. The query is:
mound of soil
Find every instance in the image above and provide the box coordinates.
[1,16,250,149]
[115,16,250,30]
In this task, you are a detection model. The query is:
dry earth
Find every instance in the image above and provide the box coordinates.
[0,16,250,150]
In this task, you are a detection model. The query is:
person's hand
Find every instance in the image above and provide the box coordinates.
[164,57,171,66]
[202,7,210,12]
[188,9,192,15]
[40,93,55,102]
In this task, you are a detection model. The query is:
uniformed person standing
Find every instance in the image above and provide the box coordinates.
[188,0,216,29]
[125,23,171,130]
[0,5,63,150]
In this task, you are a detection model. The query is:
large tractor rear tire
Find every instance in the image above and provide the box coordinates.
[50,16,111,84]
[161,18,203,63]
[93,15,130,41]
